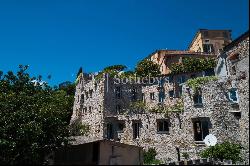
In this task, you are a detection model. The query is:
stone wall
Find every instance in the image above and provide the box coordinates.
[70,33,249,163]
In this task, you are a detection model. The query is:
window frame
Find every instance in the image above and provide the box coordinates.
[157,120,169,134]
[150,92,155,100]
[228,88,239,103]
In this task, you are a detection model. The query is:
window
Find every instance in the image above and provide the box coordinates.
[107,123,114,139]
[229,88,238,103]
[193,118,209,141]
[117,123,124,131]
[231,65,236,75]
[94,83,98,91]
[81,94,84,103]
[223,31,229,38]
[150,93,155,100]
[158,90,165,103]
[83,107,87,114]
[203,44,214,53]
[142,93,145,102]
[157,120,169,133]
[193,93,203,106]
[204,68,215,76]
[132,122,140,139]
[115,86,122,99]
[190,74,196,79]
[177,85,183,97]
[177,75,186,84]
[89,90,93,98]
[168,75,173,83]
[131,88,137,101]
[85,91,89,99]
[169,90,174,98]
[116,105,122,114]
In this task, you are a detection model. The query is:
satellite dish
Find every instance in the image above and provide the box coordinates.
[204,134,217,146]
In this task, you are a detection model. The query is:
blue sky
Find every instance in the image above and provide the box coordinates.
[0,0,249,85]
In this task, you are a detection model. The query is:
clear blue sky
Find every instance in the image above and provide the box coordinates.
[0,0,249,85]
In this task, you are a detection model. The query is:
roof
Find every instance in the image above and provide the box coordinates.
[223,30,249,52]
[69,136,142,148]
[188,29,232,50]
[145,49,216,59]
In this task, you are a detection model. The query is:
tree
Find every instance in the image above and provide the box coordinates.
[103,65,127,72]
[135,59,161,77]
[143,148,162,165]
[200,141,243,163]
[0,65,73,164]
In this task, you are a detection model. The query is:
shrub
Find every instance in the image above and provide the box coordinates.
[143,148,162,165]
[200,141,243,163]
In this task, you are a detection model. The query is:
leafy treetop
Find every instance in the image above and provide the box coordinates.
[135,59,161,77]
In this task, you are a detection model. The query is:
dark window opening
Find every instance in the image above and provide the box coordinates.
[193,119,209,141]
[81,94,84,103]
[193,93,203,106]
[94,83,98,91]
[142,93,145,103]
[115,87,121,99]
[203,44,214,53]
[131,88,137,101]
[169,90,175,98]
[158,90,165,103]
[157,120,169,133]
[231,65,237,75]
[132,122,140,139]
[116,105,122,114]
[177,75,186,84]
[150,93,155,100]
[205,68,215,76]
[190,74,196,79]
[107,123,114,139]
[117,123,124,131]
[89,90,93,98]
[229,88,238,103]
[169,75,174,83]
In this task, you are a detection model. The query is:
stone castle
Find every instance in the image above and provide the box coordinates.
[70,29,249,164]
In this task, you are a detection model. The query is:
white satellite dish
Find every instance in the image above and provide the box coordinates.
[204,134,217,146]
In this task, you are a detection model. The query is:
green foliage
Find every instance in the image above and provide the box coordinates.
[149,100,184,116]
[143,148,162,165]
[200,141,243,163]
[0,65,73,164]
[130,101,147,110]
[171,57,216,74]
[69,118,90,136]
[182,152,189,159]
[103,65,127,72]
[186,76,218,93]
[135,59,161,77]
[95,65,129,81]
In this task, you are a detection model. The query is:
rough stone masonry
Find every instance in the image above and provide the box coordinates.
[70,31,249,163]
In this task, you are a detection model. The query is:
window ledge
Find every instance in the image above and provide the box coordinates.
[157,131,170,134]
[194,141,205,145]
[193,103,203,107]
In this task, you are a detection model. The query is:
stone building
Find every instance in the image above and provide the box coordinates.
[148,29,231,75]
[188,29,232,53]
[215,30,249,164]
[70,30,249,163]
